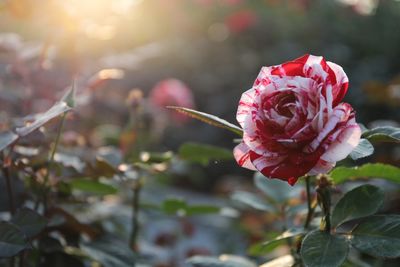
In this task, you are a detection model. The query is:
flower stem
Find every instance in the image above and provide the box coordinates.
[4,164,15,267]
[2,152,16,266]
[303,176,314,229]
[42,112,67,212]
[324,209,331,232]
[3,163,15,215]
[129,180,141,251]
[316,175,332,232]
[18,252,25,267]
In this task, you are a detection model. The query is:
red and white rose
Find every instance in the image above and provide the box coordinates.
[234,54,361,185]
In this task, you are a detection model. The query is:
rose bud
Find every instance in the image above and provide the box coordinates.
[234,54,361,185]
[225,9,258,33]
[149,78,195,123]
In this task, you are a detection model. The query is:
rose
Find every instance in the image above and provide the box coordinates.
[234,54,361,185]
[224,9,258,33]
[149,78,195,123]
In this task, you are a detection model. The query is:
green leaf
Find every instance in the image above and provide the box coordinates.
[11,208,47,238]
[15,101,71,137]
[178,142,233,166]
[69,179,118,195]
[187,255,257,267]
[140,151,173,163]
[186,205,220,215]
[231,191,275,212]
[330,163,400,184]
[248,228,304,256]
[350,215,400,258]
[162,198,220,216]
[81,237,136,267]
[54,153,85,172]
[0,222,27,257]
[331,185,384,228]
[342,256,373,267]
[162,198,187,215]
[363,126,400,143]
[300,230,349,267]
[254,172,302,203]
[0,131,18,152]
[61,81,76,108]
[167,106,243,136]
[89,156,118,178]
[0,86,75,152]
[349,139,374,160]
[248,241,280,257]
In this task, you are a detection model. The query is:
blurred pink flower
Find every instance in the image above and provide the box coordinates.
[149,79,195,123]
[194,0,243,7]
[225,9,257,33]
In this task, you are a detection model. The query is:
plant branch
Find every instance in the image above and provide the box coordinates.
[3,167,15,215]
[303,176,315,229]
[2,151,16,267]
[129,179,142,251]
[316,175,332,232]
[18,252,25,267]
[2,151,15,215]
[42,112,67,211]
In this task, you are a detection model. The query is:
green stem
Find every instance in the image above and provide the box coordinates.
[3,165,15,215]
[3,150,17,267]
[2,151,15,215]
[316,175,332,232]
[129,180,141,251]
[18,252,24,267]
[303,176,314,229]
[5,155,16,267]
[49,113,66,167]
[323,210,331,233]
[42,112,67,212]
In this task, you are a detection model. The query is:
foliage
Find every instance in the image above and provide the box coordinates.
[167,106,243,136]
[0,0,400,266]
[330,163,400,184]
[177,107,400,267]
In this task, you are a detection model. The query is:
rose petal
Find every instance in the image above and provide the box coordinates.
[257,54,311,80]
[308,159,336,175]
[250,151,318,185]
[271,62,304,77]
[304,103,352,153]
[271,54,324,78]
[237,87,263,128]
[293,54,310,64]
[233,142,256,171]
[242,113,287,156]
[327,61,349,106]
[249,151,285,170]
[320,123,361,163]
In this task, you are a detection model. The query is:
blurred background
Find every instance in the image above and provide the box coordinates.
[0,0,400,266]
[1,0,400,181]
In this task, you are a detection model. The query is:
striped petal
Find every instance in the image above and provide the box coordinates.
[320,123,361,163]
[327,61,349,106]
[233,142,256,171]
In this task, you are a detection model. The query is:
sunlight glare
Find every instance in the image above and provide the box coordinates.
[58,0,143,40]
